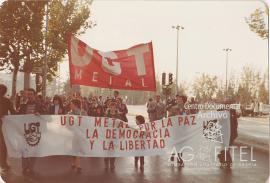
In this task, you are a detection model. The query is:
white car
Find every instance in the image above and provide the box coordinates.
[261,104,270,115]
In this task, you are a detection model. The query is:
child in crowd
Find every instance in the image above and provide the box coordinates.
[135,115,145,170]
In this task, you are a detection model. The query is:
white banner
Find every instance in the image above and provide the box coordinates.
[2,111,230,158]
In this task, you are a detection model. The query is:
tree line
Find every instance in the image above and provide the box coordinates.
[0,0,94,101]
[57,65,268,105]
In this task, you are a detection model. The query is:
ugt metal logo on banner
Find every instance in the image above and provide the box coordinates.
[24,122,41,147]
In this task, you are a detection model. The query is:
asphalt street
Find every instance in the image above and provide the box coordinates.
[3,148,269,183]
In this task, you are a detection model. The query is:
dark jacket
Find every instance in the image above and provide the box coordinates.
[230,109,238,145]
[0,96,16,130]
[0,97,16,117]
[118,103,128,122]
[88,104,104,117]
[18,101,45,114]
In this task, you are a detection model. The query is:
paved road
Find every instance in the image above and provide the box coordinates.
[238,117,269,141]
[3,148,269,183]
[2,105,269,183]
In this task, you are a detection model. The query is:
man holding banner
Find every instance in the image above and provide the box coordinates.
[18,88,45,176]
[104,99,122,170]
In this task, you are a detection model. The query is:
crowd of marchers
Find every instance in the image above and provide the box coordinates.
[0,83,238,180]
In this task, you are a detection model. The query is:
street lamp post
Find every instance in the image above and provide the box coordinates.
[172,25,184,95]
[223,48,232,99]
[42,2,49,98]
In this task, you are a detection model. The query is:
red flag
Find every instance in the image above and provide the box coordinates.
[68,36,156,91]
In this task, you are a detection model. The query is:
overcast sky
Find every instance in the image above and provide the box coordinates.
[60,0,268,86]
[0,0,268,87]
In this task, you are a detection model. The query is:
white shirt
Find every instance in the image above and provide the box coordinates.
[54,105,60,114]
[0,175,6,183]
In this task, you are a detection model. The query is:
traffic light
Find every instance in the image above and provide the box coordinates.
[169,73,173,85]
[162,73,166,86]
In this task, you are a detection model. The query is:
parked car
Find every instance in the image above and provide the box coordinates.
[241,104,254,116]
[261,104,270,115]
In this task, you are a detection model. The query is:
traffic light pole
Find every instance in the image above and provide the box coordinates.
[162,73,174,117]
[176,28,179,94]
